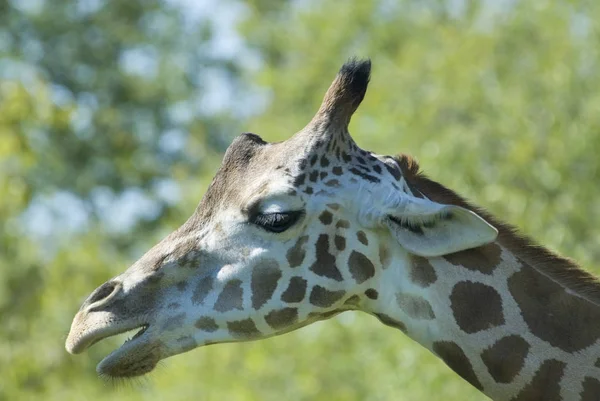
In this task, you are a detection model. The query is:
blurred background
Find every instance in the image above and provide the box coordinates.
[2,0,600,400]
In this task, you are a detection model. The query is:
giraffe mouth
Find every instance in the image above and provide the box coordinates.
[66,315,160,377]
[66,317,150,354]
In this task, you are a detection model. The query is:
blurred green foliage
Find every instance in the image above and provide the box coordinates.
[2,0,600,400]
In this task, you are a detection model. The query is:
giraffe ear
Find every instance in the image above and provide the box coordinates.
[384,201,498,257]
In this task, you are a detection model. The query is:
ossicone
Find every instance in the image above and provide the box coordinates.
[315,58,371,127]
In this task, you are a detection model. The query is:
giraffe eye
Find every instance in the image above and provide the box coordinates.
[251,211,303,233]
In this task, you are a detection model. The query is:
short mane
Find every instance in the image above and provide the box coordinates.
[394,154,600,305]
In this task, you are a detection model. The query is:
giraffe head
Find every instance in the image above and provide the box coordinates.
[65,59,498,378]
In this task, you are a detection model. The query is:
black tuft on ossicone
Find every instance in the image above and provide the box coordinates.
[337,58,371,106]
[314,57,372,126]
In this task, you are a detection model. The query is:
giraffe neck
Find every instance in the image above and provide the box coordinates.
[362,239,600,401]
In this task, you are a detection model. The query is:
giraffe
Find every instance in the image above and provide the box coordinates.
[66,59,600,401]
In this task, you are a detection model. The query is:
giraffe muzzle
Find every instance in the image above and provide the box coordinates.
[65,309,150,355]
[65,309,160,377]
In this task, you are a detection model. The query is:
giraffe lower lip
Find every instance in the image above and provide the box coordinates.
[96,326,160,378]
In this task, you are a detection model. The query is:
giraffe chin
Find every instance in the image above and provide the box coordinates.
[95,327,162,378]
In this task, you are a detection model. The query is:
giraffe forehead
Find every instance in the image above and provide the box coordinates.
[197,126,409,227]
[195,135,302,221]
[292,142,404,190]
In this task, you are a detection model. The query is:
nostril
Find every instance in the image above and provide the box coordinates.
[86,280,121,308]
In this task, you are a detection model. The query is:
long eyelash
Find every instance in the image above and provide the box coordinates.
[250,211,304,232]
[255,213,286,226]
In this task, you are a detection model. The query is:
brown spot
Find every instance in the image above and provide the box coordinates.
[195,316,219,332]
[265,307,298,330]
[294,173,306,186]
[373,164,382,174]
[281,276,307,303]
[325,179,340,187]
[396,293,435,320]
[384,162,401,180]
[336,220,350,229]
[332,166,343,175]
[481,335,530,383]
[320,172,328,180]
[309,154,318,166]
[450,281,504,333]
[251,259,282,310]
[309,285,345,307]
[348,251,375,284]
[443,243,502,275]
[162,313,186,331]
[409,255,437,287]
[305,187,313,194]
[433,341,483,391]
[176,281,187,291]
[509,263,600,352]
[375,313,407,332]
[227,318,261,338]
[286,235,308,268]
[176,336,197,352]
[320,156,330,167]
[356,231,368,245]
[581,377,600,401]
[511,359,565,401]
[349,167,380,183]
[310,235,343,281]
[298,158,308,170]
[379,244,391,269]
[344,295,361,306]
[334,235,346,251]
[214,279,244,312]
[319,210,333,225]
[192,276,213,305]
[355,164,370,173]
[309,170,318,182]
[365,289,379,299]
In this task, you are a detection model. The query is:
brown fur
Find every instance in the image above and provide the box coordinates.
[394,154,600,305]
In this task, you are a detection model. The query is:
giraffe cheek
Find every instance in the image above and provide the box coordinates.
[287,236,309,267]
[251,259,282,310]
[213,279,244,312]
